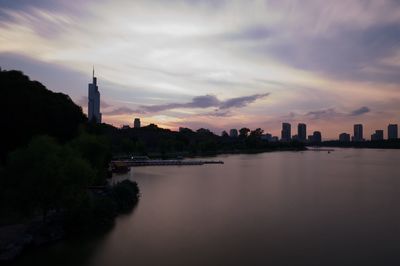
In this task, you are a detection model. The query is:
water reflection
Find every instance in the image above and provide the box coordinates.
[12,149,400,266]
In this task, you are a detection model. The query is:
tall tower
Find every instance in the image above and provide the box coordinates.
[388,124,398,140]
[281,123,291,141]
[353,124,363,142]
[88,67,102,123]
[297,123,307,142]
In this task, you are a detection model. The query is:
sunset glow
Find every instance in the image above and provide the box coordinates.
[1,0,399,138]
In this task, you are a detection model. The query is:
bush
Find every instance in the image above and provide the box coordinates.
[112,180,140,212]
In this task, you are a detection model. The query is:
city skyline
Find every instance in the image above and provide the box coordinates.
[1,1,400,138]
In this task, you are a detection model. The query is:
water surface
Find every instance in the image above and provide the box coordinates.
[13,149,400,266]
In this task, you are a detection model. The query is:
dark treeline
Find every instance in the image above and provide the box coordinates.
[0,69,139,253]
[0,70,86,163]
[93,124,306,158]
[317,140,400,149]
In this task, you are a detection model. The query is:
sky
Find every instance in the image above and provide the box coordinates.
[1,0,399,139]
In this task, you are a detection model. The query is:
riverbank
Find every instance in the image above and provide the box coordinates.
[0,180,140,263]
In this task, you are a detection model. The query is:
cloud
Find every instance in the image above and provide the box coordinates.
[305,108,341,120]
[202,110,232,117]
[304,106,371,120]
[102,93,269,116]
[139,95,219,113]
[219,93,270,109]
[350,106,370,116]
[223,25,271,41]
[139,93,269,113]
[103,107,142,116]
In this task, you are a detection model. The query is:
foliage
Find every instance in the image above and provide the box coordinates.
[111,180,140,212]
[69,133,111,184]
[0,70,86,162]
[3,136,95,219]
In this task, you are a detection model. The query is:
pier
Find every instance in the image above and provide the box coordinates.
[111,159,224,167]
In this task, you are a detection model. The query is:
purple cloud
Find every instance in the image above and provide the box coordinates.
[350,106,370,116]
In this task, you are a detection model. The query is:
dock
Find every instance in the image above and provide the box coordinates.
[307,148,335,152]
[111,159,224,167]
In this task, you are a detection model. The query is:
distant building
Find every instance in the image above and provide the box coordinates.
[371,130,384,141]
[122,125,130,129]
[353,124,363,142]
[308,135,314,142]
[229,129,238,138]
[271,136,279,142]
[339,133,350,142]
[261,133,272,141]
[134,118,141,128]
[298,123,307,142]
[88,68,102,123]
[313,131,322,143]
[388,124,398,140]
[281,123,291,141]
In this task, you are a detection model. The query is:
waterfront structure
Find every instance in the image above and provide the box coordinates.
[88,68,102,123]
[353,124,363,142]
[230,129,238,138]
[339,133,351,142]
[388,124,398,140]
[298,123,307,142]
[134,118,141,128]
[313,131,322,143]
[281,123,291,141]
[371,130,384,141]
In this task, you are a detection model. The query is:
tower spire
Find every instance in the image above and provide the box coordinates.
[92,65,95,79]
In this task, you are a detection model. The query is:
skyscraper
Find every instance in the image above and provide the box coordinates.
[281,123,291,141]
[298,123,307,142]
[88,68,102,123]
[313,131,322,143]
[371,130,384,141]
[388,124,398,140]
[353,124,363,142]
[339,133,350,142]
[134,118,141,128]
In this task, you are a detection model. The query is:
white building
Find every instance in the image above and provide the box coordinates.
[88,68,102,123]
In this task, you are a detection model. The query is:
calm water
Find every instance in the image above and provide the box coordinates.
[13,149,400,266]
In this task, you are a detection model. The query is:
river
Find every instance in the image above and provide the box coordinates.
[12,148,400,266]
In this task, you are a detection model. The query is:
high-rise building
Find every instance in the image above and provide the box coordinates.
[281,123,291,141]
[388,124,398,140]
[134,118,141,128]
[298,123,307,142]
[88,68,102,123]
[371,130,384,141]
[353,124,363,142]
[339,133,350,142]
[313,131,322,143]
[229,129,238,138]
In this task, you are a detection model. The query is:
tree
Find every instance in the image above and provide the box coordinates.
[0,70,86,162]
[4,136,94,220]
[250,128,264,137]
[239,128,250,138]
[69,133,111,184]
[221,131,229,138]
